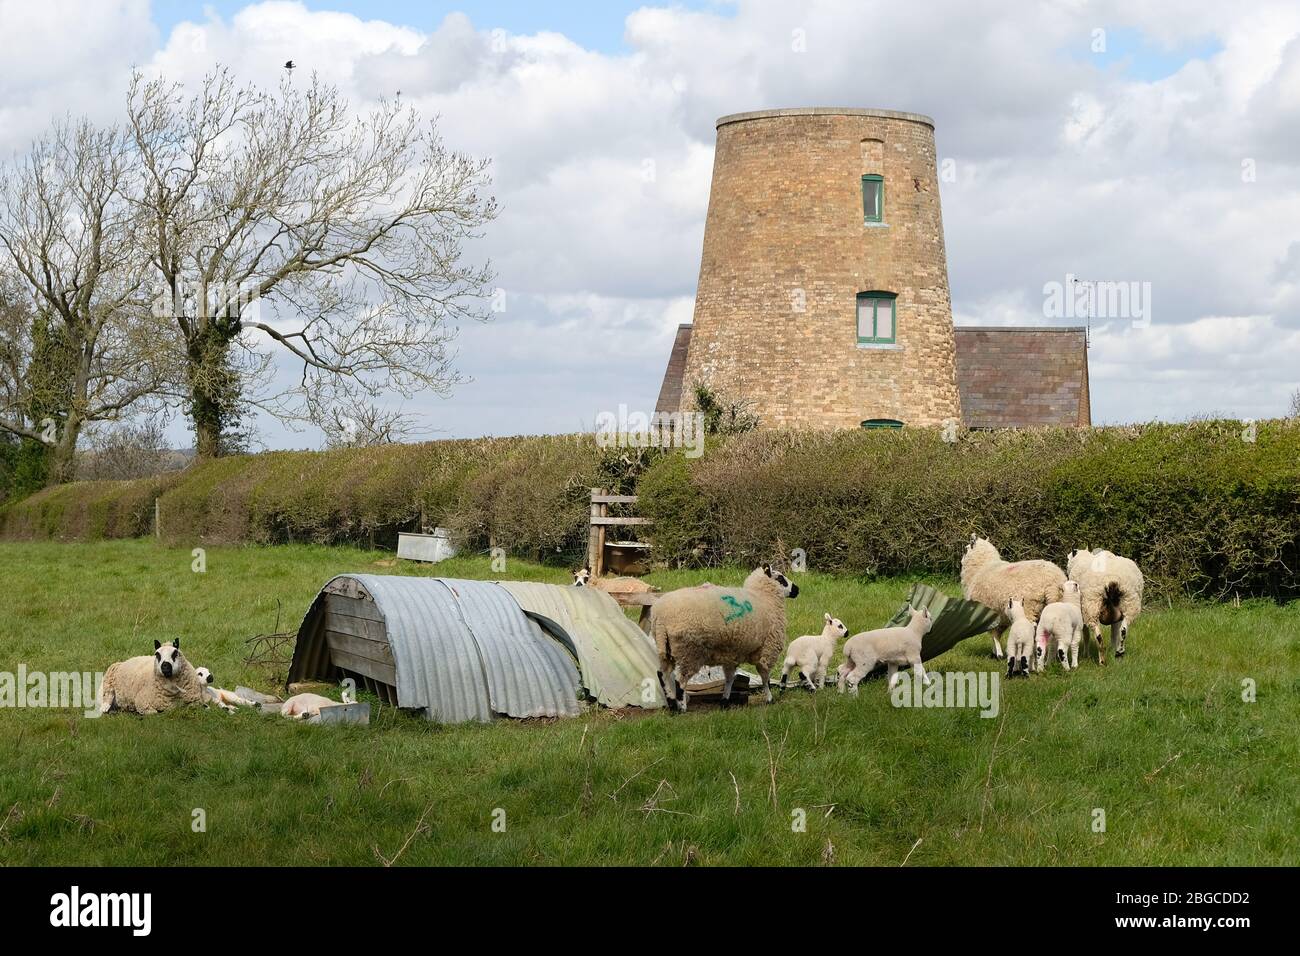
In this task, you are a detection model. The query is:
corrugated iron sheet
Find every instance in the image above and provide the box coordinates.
[496,582,664,709]
[886,583,1003,661]
[288,575,581,723]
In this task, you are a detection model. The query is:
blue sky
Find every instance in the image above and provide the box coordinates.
[151,0,728,53]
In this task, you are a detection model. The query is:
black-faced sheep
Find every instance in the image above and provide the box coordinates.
[1067,548,1144,663]
[779,612,848,691]
[98,639,205,715]
[836,605,933,695]
[649,565,799,712]
[961,535,1066,659]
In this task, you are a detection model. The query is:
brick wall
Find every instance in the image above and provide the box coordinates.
[679,108,962,429]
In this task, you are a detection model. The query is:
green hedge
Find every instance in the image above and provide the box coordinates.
[4,421,1299,601]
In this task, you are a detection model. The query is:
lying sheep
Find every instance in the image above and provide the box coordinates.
[193,667,258,712]
[1035,580,1084,671]
[650,565,799,712]
[1004,598,1036,678]
[1068,548,1144,663]
[961,535,1066,659]
[98,639,205,715]
[572,567,657,595]
[280,687,354,721]
[779,612,848,692]
[837,605,933,695]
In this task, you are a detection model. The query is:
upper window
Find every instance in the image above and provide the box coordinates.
[862,174,884,223]
[857,291,896,345]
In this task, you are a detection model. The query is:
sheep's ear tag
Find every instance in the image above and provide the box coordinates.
[154,640,161,650]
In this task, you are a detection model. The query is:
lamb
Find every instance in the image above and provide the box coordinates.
[572,567,657,595]
[193,667,258,712]
[98,639,205,715]
[1035,580,1084,671]
[280,686,354,721]
[836,605,934,695]
[1004,598,1036,677]
[1068,548,1144,663]
[649,564,799,712]
[960,535,1066,659]
[779,612,849,691]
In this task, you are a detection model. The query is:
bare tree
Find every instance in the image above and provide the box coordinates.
[320,403,419,449]
[76,420,172,481]
[1290,388,1300,420]
[127,69,498,458]
[0,120,180,482]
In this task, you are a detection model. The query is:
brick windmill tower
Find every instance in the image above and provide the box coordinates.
[659,107,964,430]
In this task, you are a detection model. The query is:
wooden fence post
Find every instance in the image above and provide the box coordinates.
[154,497,160,540]
[588,487,604,575]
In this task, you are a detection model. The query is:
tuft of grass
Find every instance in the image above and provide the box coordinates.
[0,539,1296,866]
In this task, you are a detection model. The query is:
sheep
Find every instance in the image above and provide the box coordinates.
[1035,580,1085,671]
[1068,548,1144,663]
[280,686,354,721]
[1004,598,1036,677]
[836,605,933,695]
[572,567,657,595]
[779,612,849,691]
[193,667,258,712]
[649,564,799,712]
[98,639,205,716]
[960,535,1066,659]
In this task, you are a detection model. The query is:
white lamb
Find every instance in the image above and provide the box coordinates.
[836,606,933,695]
[1004,598,1036,678]
[961,535,1066,659]
[1035,580,1084,671]
[193,667,258,712]
[779,612,849,691]
[280,687,354,721]
[649,565,799,712]
[1067,548,1145,663]
[98,639,205,715]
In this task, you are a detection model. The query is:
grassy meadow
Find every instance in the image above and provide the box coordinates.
[0,539,1297,866]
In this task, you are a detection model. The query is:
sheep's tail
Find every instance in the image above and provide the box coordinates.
[1098,581,1123,625]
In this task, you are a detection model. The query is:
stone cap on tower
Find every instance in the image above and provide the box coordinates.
[716,107,936,129]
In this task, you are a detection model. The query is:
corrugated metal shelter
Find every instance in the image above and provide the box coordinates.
[496,581,664,709]
[288,575,582,722]
[288,575,666,723]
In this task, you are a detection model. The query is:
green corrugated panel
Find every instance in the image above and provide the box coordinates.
[496,581,665,710]
[886,583,1002,662]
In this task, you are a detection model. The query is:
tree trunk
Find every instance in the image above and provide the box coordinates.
[44,418,81,485]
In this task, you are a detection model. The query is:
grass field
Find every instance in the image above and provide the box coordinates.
[1,539,1297,866]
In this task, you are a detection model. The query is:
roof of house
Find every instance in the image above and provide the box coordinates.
[653,324,1091,428]
[953,326,1090,428]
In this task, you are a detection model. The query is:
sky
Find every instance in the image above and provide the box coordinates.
[1,0,1298,449]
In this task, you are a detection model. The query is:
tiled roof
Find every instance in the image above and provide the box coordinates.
[654,324,1091,428]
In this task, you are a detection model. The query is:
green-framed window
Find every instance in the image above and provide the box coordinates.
[856,291,896,345]
[861,419,904,430]
[862,174,883,223]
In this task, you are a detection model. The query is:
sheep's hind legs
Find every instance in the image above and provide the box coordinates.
[991,628,1006,659]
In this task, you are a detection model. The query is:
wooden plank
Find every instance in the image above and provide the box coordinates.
[591,516,653,526]
[329,648,396,685]
[325,630,394,666]
[590,494,639,504]
[323,611,387,641]
[588,487,603,575]
[324,593,385,623]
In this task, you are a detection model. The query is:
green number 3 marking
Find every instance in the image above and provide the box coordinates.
[721,595,754,622]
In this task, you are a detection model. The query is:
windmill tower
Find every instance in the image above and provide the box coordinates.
[676,108,962,429]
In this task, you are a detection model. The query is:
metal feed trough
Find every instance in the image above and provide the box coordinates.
[287,575,667,723]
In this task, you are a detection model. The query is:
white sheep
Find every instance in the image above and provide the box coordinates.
[960,535,1066,659]
[1004,598,1036,677]
[1035,579,1084,671]
[193,667,258,712]
[649,565,799,712]
[280,687,354,721]
[836,605,934,695]
[98,639,205,715]
[572,567,657,595]
[779,612,848,691]
[1068,548,1144,663]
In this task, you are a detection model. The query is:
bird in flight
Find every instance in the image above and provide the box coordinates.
[284,60,296,70]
